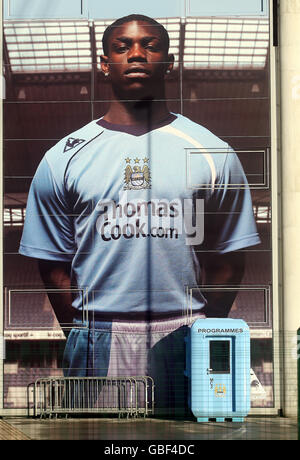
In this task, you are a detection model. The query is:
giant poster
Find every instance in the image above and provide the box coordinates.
[2,0,273,413]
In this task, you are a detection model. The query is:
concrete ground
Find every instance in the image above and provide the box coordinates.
[0,416,298,441]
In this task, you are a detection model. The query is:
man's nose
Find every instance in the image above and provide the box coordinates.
[127,43,147,62]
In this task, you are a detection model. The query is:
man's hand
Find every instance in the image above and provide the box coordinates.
[38,259,77,326]
[201,251,245,318]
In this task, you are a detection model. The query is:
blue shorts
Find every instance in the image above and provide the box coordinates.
[62,313,205,416]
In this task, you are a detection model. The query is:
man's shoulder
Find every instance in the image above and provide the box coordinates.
[45,119,103,162]
[38,119,103,181]
[171,114,229,149]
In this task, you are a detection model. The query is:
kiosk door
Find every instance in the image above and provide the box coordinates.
[206,337,234,417]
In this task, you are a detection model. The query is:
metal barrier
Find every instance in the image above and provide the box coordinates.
[27,376,155,419]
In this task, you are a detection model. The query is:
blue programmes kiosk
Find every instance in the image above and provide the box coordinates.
[186,318,251,422]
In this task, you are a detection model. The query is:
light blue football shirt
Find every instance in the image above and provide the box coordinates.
[19,113,260,315]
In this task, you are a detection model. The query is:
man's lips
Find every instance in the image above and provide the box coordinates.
[124,67,150,78]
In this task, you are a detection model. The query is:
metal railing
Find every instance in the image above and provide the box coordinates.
[27,376,155,419]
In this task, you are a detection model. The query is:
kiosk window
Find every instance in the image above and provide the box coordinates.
[210,340,230,373]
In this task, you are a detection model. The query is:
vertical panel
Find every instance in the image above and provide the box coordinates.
[181,2,273,411]
[187,0,269,16]
[87,0,183,19]
[4,0,86,19]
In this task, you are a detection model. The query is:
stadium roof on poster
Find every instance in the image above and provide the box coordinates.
[4,20,92,73]
[184,17,269,69]
[3,17,269,73]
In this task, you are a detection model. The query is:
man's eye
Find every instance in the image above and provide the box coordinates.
[146,45,159,51]
[115,45,128,53]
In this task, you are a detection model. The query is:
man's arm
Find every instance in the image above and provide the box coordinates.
[201,251,245,318]
[38,259,77,326]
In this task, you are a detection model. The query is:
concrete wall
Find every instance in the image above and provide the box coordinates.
[279,0,300,417]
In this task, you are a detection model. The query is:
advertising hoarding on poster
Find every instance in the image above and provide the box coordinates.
[1,0,278,415]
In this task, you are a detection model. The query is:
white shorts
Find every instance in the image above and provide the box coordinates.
[62,313,205,416]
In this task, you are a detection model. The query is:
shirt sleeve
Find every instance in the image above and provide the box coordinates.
[204,149,261,254]
[19,156,76,261]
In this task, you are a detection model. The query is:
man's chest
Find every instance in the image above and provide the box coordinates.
[66,134,213,213]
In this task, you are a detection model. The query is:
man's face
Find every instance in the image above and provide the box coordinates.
[101,20,174,99]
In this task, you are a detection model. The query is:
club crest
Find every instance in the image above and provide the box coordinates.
[124,157,151,190]
[214,384,226,398]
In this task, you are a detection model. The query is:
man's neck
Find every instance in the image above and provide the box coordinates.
[102,99,171,126]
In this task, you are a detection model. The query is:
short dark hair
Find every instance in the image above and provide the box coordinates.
[102,14,170,56]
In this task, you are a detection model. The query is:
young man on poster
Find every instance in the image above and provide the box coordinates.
[19,15,260,416]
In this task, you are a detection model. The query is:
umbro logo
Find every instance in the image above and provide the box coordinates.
[63,137,85,152]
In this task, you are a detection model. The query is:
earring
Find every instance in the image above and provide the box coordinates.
[166,69,171,74]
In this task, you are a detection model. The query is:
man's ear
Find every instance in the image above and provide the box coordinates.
[166,53,175,73]
[100,55,109,75]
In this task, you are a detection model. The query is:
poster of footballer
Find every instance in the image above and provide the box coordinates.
[2,0,273,418]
